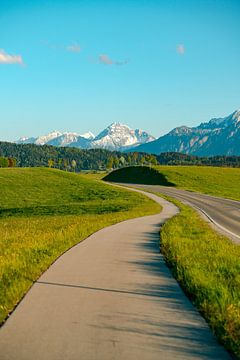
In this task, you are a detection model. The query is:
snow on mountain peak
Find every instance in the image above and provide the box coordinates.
[91,122,155,150]
[19,136,29,141]
[232,109,240,122]
[35,130,63,145]
[80,132,95,140]
[16,123,154,151]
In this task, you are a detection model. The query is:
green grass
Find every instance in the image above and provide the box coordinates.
[158,195,240,358]
[155,165,240,200]
[104,165,240,200]
[0,168,160,325]
[0,167,148,217]
[79,172,106,181]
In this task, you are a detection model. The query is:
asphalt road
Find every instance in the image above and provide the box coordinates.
[125,184,240,244]
[0,188,230,360]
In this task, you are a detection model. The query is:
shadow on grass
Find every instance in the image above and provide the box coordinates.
[0,203,130,218]
[103,166,176,186]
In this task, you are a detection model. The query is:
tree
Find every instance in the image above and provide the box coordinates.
[132,152,138,164]
[48,159,54,168]
[140,156,146,166]
[58,158,62,169]
[106,157,114,170]
[8,158,17,167]
[127,155,132,165]
[113,157,119,169]
[71,159,77,172]
[0,157,9,167]
[119,156,125,167]
[149,155,158,166]
[63,159,68,171]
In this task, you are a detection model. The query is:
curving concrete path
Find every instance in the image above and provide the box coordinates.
[0,188,231,360]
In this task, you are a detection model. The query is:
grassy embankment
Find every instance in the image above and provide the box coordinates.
[104,166,240,358]
[104,165,240,200]
[161,200,240,357]
[0,167,160,325]
[154,165,240,200]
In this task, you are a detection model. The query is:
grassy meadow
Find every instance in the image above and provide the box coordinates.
[0,168,160,325]
[104,165,240,200]
[155,165,240,200]
[160,197,240,358]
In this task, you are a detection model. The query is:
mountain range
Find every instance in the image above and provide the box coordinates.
[130,109,240,156]
[16,109,240,155]
[17,123,155,151]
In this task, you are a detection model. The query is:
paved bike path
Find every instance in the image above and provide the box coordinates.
[0,188,230,360]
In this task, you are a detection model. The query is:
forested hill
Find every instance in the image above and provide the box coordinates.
[157,152,240,167]
[0,142,240,170]
[0,142,157,171]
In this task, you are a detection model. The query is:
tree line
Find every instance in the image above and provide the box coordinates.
[0,156,17,168]
[157,152,240,167]
[1,142,240,171]
[0,142,158,171]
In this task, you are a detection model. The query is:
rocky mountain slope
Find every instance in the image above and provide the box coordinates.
[130,110,240,156]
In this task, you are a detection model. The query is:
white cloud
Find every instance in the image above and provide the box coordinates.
[176,44,185,55]
[66,43,81,53]
[99,54,114,65]
[99,54,129,66]
[42,40,81,53]
[0,49,24,65]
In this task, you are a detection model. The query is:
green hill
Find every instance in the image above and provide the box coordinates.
[104,165,240,200]
[0,167,156,217]
[0,168,159,324]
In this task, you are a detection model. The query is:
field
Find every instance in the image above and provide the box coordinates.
[0,168,160,325]
[160,197,240,358]
[104,165,240,200]
[155,165,240,200]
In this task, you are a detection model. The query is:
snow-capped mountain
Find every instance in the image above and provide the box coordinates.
[34,131,62,145]
[16,123,155,151]
[90,123,155,150]
[80,132,95,140]
[129,110,240,156]
[17,131,94,148]
[17,136,38,144]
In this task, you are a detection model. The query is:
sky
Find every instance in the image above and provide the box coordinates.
[1,0,240,141]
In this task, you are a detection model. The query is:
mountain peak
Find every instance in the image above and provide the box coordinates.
[232,109,240,122]
[205,109,240,128]
[80,131,95,140]
[169,126,192,135]
[92,122,154,149]
[108,122,131,129]
[35,130,62,145]
[16,123,154,151]
[129,108,240,156]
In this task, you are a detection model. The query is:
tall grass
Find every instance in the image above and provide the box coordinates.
[160,198,240,358]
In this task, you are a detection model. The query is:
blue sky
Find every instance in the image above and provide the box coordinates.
[1,0,240,141]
